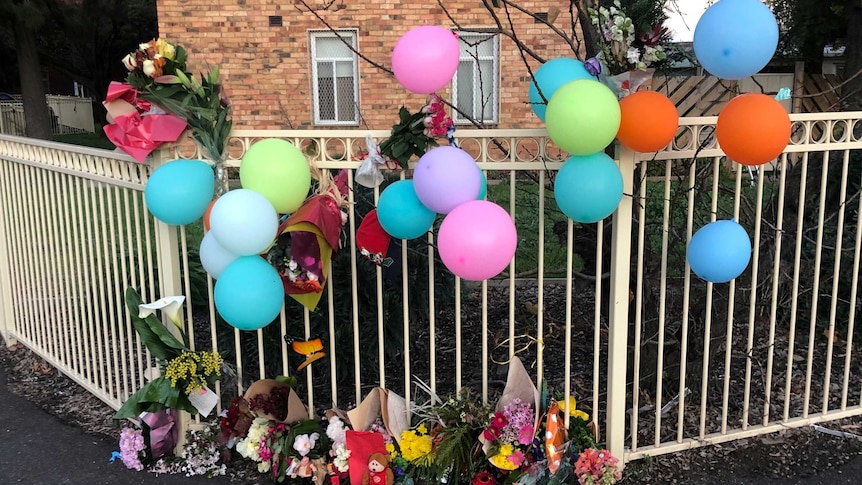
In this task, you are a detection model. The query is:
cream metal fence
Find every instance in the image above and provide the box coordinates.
[0,112,860,464]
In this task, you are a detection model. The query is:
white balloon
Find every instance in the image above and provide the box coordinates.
[209,189,279,256]
[200,231,239,279]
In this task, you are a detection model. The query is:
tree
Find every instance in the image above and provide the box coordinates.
[1,0,53,140]
[772,0,862,109]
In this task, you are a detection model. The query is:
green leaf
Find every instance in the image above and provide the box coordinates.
[124,288,187,361]
[113,377,198,419]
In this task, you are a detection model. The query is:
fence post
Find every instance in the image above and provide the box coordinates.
[0,160,16,347]
[149,147,190,453]
[606,145,635,462]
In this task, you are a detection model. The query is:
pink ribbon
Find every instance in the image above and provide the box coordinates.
[102,81,187,163]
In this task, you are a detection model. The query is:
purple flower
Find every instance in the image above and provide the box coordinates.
[585,57,603,77]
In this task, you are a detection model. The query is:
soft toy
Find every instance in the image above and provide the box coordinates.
[362,452,394,485]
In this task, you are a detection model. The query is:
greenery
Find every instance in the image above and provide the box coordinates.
[52,132,116,150]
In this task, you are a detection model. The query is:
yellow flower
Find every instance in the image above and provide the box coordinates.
[499,443,514,455]
[490,453,518,470]
[156,39,176,60]
[399,428,435,466]
[558,396,590,421]
[386,442,397,459]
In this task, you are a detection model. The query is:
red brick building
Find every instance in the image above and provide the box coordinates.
[157,0,584,130]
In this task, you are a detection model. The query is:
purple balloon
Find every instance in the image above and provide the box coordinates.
[437,200,517,281]
[413,146,482,214]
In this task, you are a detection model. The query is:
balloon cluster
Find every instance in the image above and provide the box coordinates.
[377,27,517,281]
[529,57,679,224]
[145,139,312,330]
[685,0,790,283]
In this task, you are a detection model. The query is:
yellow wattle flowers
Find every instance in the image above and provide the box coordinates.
[164,350,223,394]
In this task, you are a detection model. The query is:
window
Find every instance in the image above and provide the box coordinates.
[452,32,499,124]
[310,30,359,125]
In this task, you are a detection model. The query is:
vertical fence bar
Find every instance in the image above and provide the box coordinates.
[784,153,809,422]
[742,167,766,429]
[719,167,744,435]
[537,170,545,389]
[822,149,850,413]
[764,154,788,425]
[631,160,647,451]
[654,160,672,445]
[607,146,635,460]
[0,161,15,346]
[841,168,862,410]
[149,152,189,451]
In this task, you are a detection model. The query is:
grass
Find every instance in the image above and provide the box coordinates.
[485,178,585,277]
[53,132,116,150]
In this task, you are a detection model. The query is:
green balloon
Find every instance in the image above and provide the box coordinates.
[545,79,621,156]
[240,139,311,213]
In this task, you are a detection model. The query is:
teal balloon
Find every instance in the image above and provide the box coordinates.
[554,153,623,223]
[687,220,752,283]
[693,0,778,80]
[214,256,284,331]
[529,57,592,121]
[377,180,436,239]
[145,160,214,226]
[478,171,487,200]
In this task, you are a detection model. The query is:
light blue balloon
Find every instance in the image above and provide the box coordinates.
[377,180,437,240]
[144,159,214,226]
[693,0,779,80]
[687,220,752,283]
[554,153,623,223]
[529,58,592,121]
[214,256,284,331]
[199,231,238,279]
[478,171,487,200]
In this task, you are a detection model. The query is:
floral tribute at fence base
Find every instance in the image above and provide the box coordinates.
[115,357,617,485]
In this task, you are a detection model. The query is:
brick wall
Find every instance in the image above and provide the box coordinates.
[157,0,584,130]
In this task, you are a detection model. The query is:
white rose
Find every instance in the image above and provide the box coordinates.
[142,59,156,77]
[122,54,137,71]
[139,42,151,51]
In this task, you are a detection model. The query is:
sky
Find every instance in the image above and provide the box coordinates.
[665,0,710,42]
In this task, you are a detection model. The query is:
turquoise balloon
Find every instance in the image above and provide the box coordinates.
[687,220,752,283]
[478,171,487,200]
[214,256,284,331]
[553,153,623,223]
[693,0,778,80]
[377,180,436,240]
[529,57,592,121]
[145,159,214,226]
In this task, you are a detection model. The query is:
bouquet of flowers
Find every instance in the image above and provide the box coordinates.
[114,38,232,176]
[574,448,621,485]
[118,427,147,471]
[114,288,222,420]
[588,0,669,97]
[483,398,535,470]
[378,93,454,168]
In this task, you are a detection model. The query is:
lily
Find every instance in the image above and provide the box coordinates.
[139,296,186,337]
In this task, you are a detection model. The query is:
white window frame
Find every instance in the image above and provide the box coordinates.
[310,30,360,126]
[452,32,500,125]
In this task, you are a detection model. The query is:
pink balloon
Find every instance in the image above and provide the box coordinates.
[392,26,460,94]
[438,201,517,281]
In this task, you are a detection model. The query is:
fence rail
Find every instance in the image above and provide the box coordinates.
[1,112,861,463]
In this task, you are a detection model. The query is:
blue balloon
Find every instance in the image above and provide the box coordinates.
[529,58,592,121]
[377,180,437,239]
[687,220,752,283]
[693,0,779,80]
[145,160,214,225]
[214,256,284,331]
[553,153,623,223]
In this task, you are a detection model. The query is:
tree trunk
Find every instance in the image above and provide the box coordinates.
[14,18,52,140]
[843,1,862,110]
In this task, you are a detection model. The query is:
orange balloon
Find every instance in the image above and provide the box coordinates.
[616,91,679,152]
[203,198,218,232]
[716,93,791,166]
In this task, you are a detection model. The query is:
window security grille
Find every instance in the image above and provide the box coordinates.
[310,31,359,125]
[452,32,499,125]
